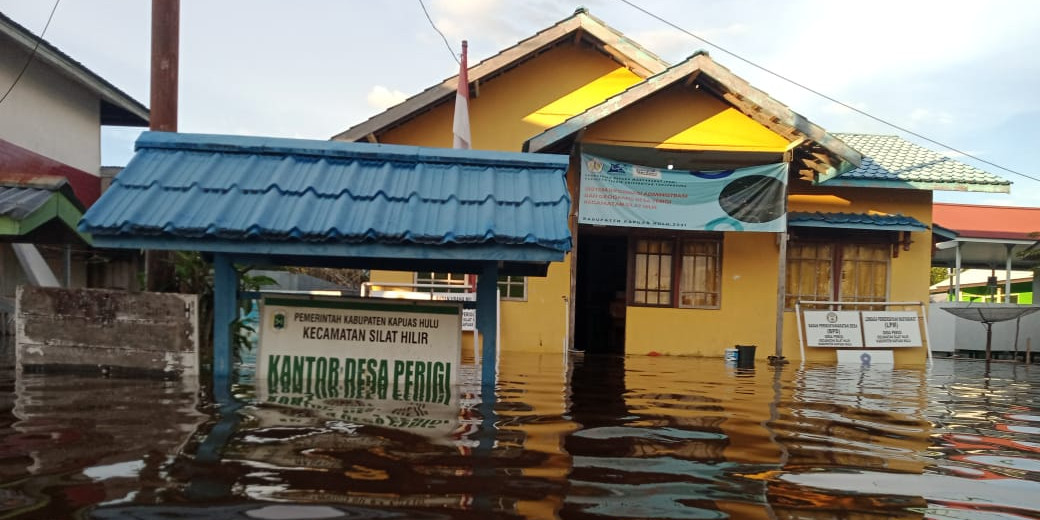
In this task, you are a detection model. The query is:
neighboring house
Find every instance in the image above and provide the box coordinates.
[931,202,1040,302]
[332,9,1011,363]
[930,269,1034,303]
[0,11,148,302]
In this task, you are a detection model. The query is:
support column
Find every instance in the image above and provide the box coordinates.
[212,253,237,394]
[774,231,788,360]
[954,243,962,301]
[477,262,499,388]
[1005,245,1014,303]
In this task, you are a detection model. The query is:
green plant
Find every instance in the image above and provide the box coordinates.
[171,251,277,365]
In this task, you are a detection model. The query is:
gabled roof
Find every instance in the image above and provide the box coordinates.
[0,175,88,244]
[331,8,668,143]
[0,11,148,126]
[826,134,1010,192]
[80,132,572,273]
[523,52,862,177]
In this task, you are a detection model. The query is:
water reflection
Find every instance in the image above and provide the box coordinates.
[0,351,1038,519]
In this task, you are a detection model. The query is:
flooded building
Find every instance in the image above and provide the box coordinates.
[333,9,1010,363]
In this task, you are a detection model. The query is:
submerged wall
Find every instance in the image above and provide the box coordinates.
[16,286,198,377]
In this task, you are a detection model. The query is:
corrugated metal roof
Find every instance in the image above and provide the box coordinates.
[0,186,54,219]
[831,134,1010,191]
[789,211,928,232]
[80,132,572,254]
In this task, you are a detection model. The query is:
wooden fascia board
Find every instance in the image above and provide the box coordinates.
[695,58,862,169]
[1,20,148,124]
[575,14,668,77]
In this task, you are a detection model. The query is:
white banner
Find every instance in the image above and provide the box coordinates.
[804,311,864,347]
[862,311,922,347]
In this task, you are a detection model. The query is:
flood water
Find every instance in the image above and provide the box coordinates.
[2,349,1039,519]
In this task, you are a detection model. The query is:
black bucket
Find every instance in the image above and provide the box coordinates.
[736,345,756,368]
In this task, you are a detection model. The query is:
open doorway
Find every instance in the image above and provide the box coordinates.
[575,232,628,354]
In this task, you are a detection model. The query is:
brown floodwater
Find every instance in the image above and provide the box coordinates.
[1,346,1039,519]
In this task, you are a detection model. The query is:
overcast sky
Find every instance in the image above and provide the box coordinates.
[2,0,1038,206]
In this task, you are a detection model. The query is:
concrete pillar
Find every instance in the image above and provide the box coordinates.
[477,262,499,388]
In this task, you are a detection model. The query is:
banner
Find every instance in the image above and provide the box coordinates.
[579,153,787,231]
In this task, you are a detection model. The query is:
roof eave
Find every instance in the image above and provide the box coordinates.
[818,178,1012,193]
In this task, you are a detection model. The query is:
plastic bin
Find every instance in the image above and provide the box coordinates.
[736,344,756,368]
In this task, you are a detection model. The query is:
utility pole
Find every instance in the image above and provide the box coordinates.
[146,0,179,291]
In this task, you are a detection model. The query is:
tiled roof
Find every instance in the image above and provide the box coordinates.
[788,211,928,232]
[831,134,1010,191]
[80,132,572,254]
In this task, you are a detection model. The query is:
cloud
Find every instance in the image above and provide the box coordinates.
[366,86,408,110]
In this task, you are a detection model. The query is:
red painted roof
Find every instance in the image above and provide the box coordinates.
[0,138,99,207]
[933,203,1040,241]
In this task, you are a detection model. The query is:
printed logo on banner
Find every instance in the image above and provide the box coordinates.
[585,156,603,173]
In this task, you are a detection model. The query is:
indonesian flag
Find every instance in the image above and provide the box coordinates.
[452,40,471,150]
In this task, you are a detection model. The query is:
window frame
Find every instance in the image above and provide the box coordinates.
[497,275,527,301]
[629,233,722,310]
[785,233,892,310]
[413,272,470,294]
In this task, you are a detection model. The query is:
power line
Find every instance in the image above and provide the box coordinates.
[618,0,1039,184]
[0,0,62,107]
[417,0,460,65]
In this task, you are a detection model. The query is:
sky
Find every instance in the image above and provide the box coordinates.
[2,0,1038,206]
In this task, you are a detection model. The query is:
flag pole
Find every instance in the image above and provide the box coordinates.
[452,40,471,150]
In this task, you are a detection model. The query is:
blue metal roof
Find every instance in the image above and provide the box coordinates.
[80,132,571,263]
[788,212,928,232]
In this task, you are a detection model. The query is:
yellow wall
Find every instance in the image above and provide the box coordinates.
[784,185,934,364]
[583,86,791,152]
[370,42,642,354]
[366,35,934,364]
[625,232,781,356]
[378,44,643,151]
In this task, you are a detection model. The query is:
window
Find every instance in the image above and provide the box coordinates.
[785,240,889,309]
[497,275,527,300]
[632,236,721,308]
[414,272,469,293]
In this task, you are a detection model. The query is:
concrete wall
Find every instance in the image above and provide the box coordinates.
[0,35,101,174]
[16,286,198,377]
[928,302,1040,356]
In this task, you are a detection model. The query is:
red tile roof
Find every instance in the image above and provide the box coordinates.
[933,203,1040,240]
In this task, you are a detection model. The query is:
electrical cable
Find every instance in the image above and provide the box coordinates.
[618,0,1039,184]
[417,0,461,65]
[0,0,62,107]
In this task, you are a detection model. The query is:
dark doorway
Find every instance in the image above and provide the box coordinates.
[575,232,628,354]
